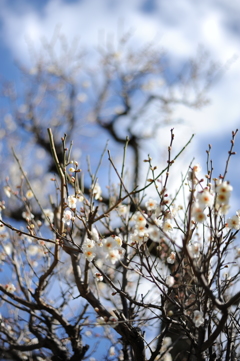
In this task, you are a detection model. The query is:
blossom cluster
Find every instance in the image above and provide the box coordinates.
[82,229,125,265]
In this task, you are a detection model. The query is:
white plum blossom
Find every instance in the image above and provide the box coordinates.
[192,205,206,223]
[216,181,233,195]
[95,273,103,281]
[67,195,78,209]
[161,336,172,352]
[216,192,231,206]
[166,275,175,287]
[134,222,148,237]
[107,249,121,264]
[129,230,146,245]
[145,198,157,211]
[197,189,214,208]
[167,252,176,264]
[3,186,11,198]
[82,238,96,251]
[117,204,129,216]
[163,221,173,232]
[91,227,99,242]
[91,183,102,200]
[188,242,201,259]
[43,209,54,225]
[28,245,39,256]
[188,163,201,183]
[148,225,162,242]
[133,211,147,225]
[83,249,96,262]
[193,310,204,327]
[227,215,240,230]
[62,210,73,225]
[102,237,116,252]
[5,283,16,293]
[26,190,33,199]
[114,236,123,247]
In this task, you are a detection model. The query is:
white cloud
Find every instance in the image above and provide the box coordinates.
[1,0,240,146]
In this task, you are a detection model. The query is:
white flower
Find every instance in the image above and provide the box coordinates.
[43,209,54,225]
[26,190,33,199]
[28,245,39,256]
[145,198,157,211]
[161,336,172,353]
[5,283,16,293]
[166,276,175,287]
[134,223,148,237]
[192,164,201,173]
[114,236,123,247]
[62,210,73,225]
[117,204,128,216]
[193,310,204,327]
[82,238,96,251]
[216,181,233,195]
[192,205,206,223]
[95,273,103,281]
[83,249,96,262]
[167,252,176,264]
[188,242,201,259]
[91,228,99,242]
[163,221,173,232]
[67,195,77,209]
[129,230,146,245]
[107,249,121,264]
[102,237,116,252]
[148,225,162,242]
[22,211,34,220]
[216,192,230,206]
[3,186,11,198]
[133,211,147,225]
[227,215,240,230]
[197,189,214,208]
[3,243,12,256]
[91,183,102,200]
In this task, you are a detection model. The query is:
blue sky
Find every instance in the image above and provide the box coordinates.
[1,0,240,203]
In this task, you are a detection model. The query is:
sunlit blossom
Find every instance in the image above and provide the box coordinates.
[91,183,102,200]
[26,190,34,199]
[133,211,147,225]
[148,225,162,242]
[166,276,175,287]
[193,310,204,327]
[167,252,176,264]
[3,186,11,198]
[28,245,39,256]
[163,221,173,232]
[62,210,73,225]
[188,241,201,258]
[67,195,78,209]
[227,215,240,230]
[83,249,96,262]
[197,189,214,208]
[216,181,233,195]
[5,283,16,293]
[145,198,157,211]
[43,209,54,225]
[117,204,128,216]
[95,273,103,281]
[107,249,121,264]
[82,238,96,250]
[192,205,206,223]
